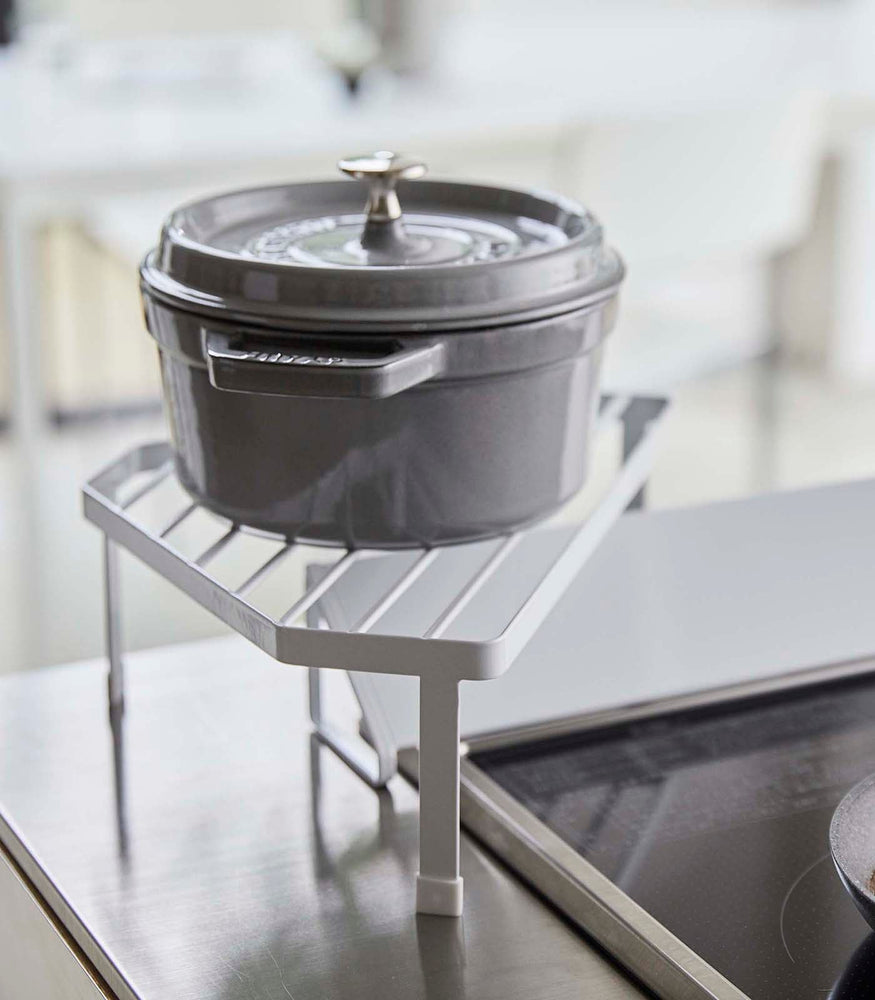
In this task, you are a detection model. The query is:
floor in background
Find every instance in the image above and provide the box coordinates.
[1,357,874,675]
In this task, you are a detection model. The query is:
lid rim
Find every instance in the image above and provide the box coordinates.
[140,256,624,334]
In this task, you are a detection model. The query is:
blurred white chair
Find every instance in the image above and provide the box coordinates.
[561,93,825,390]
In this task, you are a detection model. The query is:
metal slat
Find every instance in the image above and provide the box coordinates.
[596,394,630,430]
[158,502,198,539]
[352,549,441,634]
[423,535,521,640]
[278,551,364,626]
[119,461,173,511]
[235,543,295,597]
[194,526,239,567]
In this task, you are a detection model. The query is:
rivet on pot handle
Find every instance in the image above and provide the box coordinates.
[203,329,445,400]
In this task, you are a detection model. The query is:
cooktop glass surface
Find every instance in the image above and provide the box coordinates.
[471,673,875,1000]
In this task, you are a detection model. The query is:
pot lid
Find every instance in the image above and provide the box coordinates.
[141,152,624,332]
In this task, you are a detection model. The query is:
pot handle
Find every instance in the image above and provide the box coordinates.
[204,329,445,400]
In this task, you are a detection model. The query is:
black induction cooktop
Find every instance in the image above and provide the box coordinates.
[464,667,875,1000]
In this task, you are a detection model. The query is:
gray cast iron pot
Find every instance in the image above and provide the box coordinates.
[140,153,625,548]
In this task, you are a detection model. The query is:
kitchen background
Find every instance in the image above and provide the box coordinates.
[2,0,875,674]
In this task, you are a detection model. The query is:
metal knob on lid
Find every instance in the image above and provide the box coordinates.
[338,151,427,223]
[338,151,427,259]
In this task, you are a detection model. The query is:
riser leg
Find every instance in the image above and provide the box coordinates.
[105,537,124,714]
[416,677,463,916]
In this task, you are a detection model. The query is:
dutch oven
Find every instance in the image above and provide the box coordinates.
[139,151,625,548]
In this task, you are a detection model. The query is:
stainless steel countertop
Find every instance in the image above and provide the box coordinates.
[0,643,645,1000]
